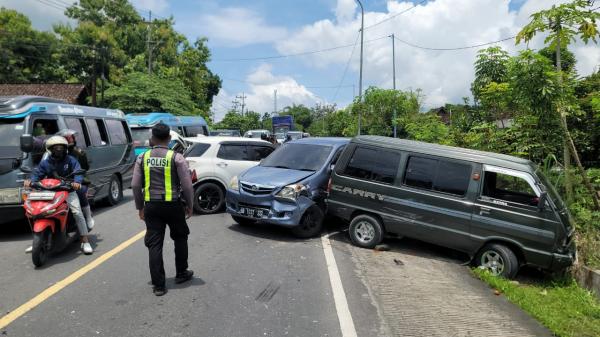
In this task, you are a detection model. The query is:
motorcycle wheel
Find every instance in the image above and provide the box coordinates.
[32,231,49,267]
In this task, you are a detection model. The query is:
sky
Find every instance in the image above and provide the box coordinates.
[3,0,600,121]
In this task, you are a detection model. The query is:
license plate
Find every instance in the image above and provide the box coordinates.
[239,207,265,218]
[28,192,56,201]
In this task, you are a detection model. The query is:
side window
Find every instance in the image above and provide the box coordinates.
[482,171,538,206]
[247,145,274,161]
[217,144,248,160]
[31,119,59,137]
[404,156,436,189]
[184,143,211,158]
[105,119,127,145]
[343,146,401,184]
[404,156,471,196]
[64,118,89,148]
[86,119,108,146]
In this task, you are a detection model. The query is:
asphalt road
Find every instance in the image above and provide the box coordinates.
[0,191,550,337]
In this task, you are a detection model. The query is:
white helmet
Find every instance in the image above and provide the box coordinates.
[45,135,69,151]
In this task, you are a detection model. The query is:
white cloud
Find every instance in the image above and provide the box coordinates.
[1,0,74,31]
[211,64,322,122]
[196,7,287,47]
[276,0,600,108]
[335,0,357,23]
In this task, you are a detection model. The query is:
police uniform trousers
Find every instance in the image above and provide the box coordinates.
[143,200,190,287]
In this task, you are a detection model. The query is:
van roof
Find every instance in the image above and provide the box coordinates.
[125,112,178,126]
[353,136,535,171]
[0,95,125,119]
[291,137,350,146]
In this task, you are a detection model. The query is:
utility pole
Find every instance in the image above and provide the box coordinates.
[355,0,364,136]
[390,33,397,138]
[231,99,240,113]
[236,93,247,116]
[273,89,278,116]
[147,11,153,74]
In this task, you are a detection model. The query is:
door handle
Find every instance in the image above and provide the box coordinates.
[217,162,228,168]
[479,207,491,215]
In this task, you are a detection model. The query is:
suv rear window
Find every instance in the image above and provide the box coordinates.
[185,143,211,158]
[343,146,400,184]
[404,156,471,196]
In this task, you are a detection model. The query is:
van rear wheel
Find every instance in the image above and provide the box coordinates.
[476,243,519,279]
[107,175,122,206]
[349,214,383,249]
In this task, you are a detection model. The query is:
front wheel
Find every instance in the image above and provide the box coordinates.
[32,231,49,267]
[475,243,519,279]
[349,214,384,249]
[107,174,122,206]
[193,183,224,214]
[291,205,324,238]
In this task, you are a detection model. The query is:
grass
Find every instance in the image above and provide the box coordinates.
[473,269,600,337]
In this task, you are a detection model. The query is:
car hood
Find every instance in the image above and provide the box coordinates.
[240,166,314,187]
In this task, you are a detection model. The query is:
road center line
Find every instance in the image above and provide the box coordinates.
[0,230,146,330]
[321,232,358,337]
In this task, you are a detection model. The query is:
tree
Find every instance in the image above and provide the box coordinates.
[104,72,203,117]
[280,104,313,131]
[471,46,510,103]
[517,0,600,209]
[0,8,67,83]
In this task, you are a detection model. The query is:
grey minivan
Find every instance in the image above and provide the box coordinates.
[327,136,576,278]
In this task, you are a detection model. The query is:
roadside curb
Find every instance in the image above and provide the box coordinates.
[575,265,600,301]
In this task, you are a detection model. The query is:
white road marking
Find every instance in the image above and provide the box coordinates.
[321,232,358,337]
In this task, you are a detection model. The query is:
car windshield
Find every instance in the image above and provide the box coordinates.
[260,143,332,171]
[131,127,151,145]
[0,118,25,158]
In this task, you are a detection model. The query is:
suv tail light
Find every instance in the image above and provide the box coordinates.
[191,169,198,183]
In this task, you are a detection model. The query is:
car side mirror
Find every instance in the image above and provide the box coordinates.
[537,192,547,212]
[20,134,34,153]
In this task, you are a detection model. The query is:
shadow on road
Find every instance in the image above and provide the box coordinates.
[33,234,105,270]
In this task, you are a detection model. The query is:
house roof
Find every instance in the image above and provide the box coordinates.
[0,84,86,104]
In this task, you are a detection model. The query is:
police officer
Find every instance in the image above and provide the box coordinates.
[132,123,194,296]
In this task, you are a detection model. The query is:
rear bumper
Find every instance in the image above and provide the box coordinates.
[225,188,313,227]
[0,204,25,224]
[550,239,576,271]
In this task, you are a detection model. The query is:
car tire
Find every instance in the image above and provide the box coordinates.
[107,174,123,206]
[32,231,48,267]
[475,243,519,279]
[193,183,224,215]
[349,214,384,249]
[232,215,256,227]
[291,205,324,238]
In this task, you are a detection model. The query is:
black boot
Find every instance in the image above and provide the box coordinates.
[175,270,194,284]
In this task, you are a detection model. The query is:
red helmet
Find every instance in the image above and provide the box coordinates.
[56,129,77,146]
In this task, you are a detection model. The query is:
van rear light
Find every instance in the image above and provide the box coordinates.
[327,178,332,194]
[191,169,198,183]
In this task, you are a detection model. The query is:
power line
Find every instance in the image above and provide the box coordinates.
[332,32,360,102]
[393,34,516,51]
[211,35,388,62]
[364,0,428,30]
[33,0,66,11]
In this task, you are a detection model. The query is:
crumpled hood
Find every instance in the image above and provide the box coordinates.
[240,166,314,187]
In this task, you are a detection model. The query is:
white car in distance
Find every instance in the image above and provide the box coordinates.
[184,136,275,214]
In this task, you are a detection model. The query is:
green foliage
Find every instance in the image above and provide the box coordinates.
[399,113,452,145]
[104,72,205,118]
[0,8,67,82]
[212,111,262,135]
[471,46,510,101]
[474,269,600,337]
[280,104,313,131]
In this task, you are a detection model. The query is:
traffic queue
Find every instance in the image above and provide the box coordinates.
[0,95,575,283]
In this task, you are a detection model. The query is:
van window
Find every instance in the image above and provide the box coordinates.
[343,146,400,184]
[105,119,127,145]
[482,171,538,206]
[65,117,89,148]
[404,156,471,196]
[31,119,58,137]
[217,144,248,161]
[86,119,108,146]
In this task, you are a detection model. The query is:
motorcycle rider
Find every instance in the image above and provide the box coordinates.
[56,129,94,232]
[24,136,93,255]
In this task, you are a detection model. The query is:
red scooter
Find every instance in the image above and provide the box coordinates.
[23,171,84,267]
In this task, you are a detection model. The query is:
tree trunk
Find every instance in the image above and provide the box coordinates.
[555,35,600,210]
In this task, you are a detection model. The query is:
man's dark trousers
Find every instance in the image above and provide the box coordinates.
[143,201,190,287]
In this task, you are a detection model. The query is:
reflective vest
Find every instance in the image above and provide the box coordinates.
[143,149,175,202]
